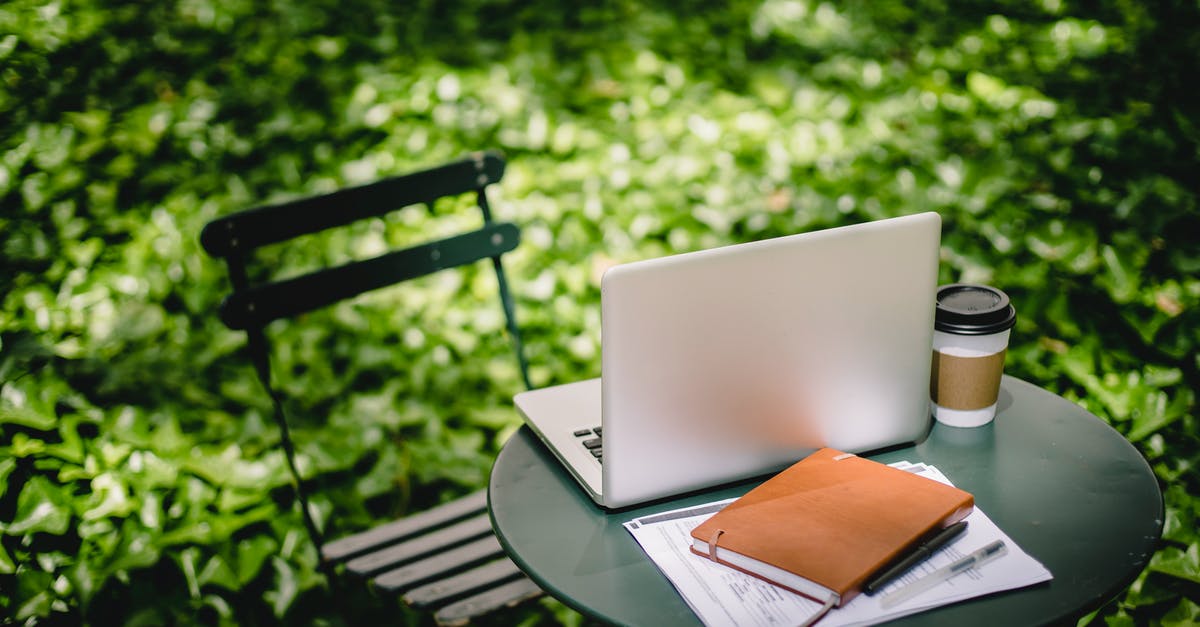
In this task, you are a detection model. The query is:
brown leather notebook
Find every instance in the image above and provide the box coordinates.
[690,448,974,607]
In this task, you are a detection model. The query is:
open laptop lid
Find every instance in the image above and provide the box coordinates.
[516,212,942,509]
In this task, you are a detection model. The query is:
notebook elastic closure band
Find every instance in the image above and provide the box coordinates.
[708,529,725,561]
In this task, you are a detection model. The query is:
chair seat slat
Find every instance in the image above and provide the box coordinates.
[402,557,525,608]
[345,513,493,576]
[322,490,488,562]
[372,533,505,592]
[432,576,544,627]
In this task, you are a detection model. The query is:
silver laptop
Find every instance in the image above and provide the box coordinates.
[514,212,941,509]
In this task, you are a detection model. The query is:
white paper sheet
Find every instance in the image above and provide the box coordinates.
[623,462,1052,626]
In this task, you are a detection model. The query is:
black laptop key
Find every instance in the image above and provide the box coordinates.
[578,426,603,463]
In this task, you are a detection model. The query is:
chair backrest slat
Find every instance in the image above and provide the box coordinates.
[201,149,530,392]
[201,150,530,388]
[218,222,520,330]
[200,151,505,259]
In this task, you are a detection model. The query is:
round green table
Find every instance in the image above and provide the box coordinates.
[489,376,1163,626]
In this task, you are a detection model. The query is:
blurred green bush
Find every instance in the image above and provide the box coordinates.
[1,0,1197,624]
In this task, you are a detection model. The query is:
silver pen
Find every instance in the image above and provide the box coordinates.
[880,539,1008,609]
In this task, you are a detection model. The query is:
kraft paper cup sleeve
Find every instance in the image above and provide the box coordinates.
[930,349,1007,410]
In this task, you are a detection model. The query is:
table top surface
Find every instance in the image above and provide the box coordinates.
[489,376,1164,626]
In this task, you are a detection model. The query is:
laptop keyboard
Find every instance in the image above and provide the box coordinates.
[573,426,603,463]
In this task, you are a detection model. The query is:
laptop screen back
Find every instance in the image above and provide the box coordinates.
[598,212,941,507]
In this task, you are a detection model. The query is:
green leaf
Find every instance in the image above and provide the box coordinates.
[10,432,47,457]
[466,406,522,429]
[1161,486,1200,545]
[160,501,276,547]
[98,441,132,468]
[177,475,219,510]
[1126,387,1193,442]
[197,553,239,591]
[129,450,179,488]
[1096,242,1145,304]
[138,491,161,530]
[178,547,202,599]
[354,444,405,499]
[66,559,98,609]
[80,472,137,521]
[967,71,1007,99]
[102,521,159,575]
[156,523,211,547]
[217,487,265,512]
[208,503,277,542]
[236,534,278,585]
[0,541,14,574]
[198,594,234,622]
[1118,563,1178,609]
[44,415,86,464]
[0,402,56,430]
[1149,544,1200,584]
[182,444,289,490]
[0,456,15,499]
[5,475,72,536]
[16,590,55,621]
[265,556,299,618]
[0,332,54,384]
[1161,598,1200,626]
[176,547,237,596]
[1101,608,1136,627]
[149,414,190,456]
[1025,219,1098,270]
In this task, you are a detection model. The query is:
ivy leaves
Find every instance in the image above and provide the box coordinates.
[3,0,1199,624]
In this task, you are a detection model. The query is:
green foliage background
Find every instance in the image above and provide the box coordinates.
[2,0,1198,624]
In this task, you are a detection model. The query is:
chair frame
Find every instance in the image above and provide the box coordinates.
[200,151,539,624]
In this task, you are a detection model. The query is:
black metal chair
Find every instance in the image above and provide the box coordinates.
[200,151,541,625]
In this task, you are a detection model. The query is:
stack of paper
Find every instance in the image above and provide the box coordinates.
[623,462,1052,626]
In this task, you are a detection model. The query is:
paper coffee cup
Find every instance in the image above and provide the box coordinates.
[930,284,1016,428]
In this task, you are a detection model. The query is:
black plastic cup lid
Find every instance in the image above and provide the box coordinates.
[934,284,1016,335]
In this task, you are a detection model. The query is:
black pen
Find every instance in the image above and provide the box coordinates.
[863,520,969,595]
